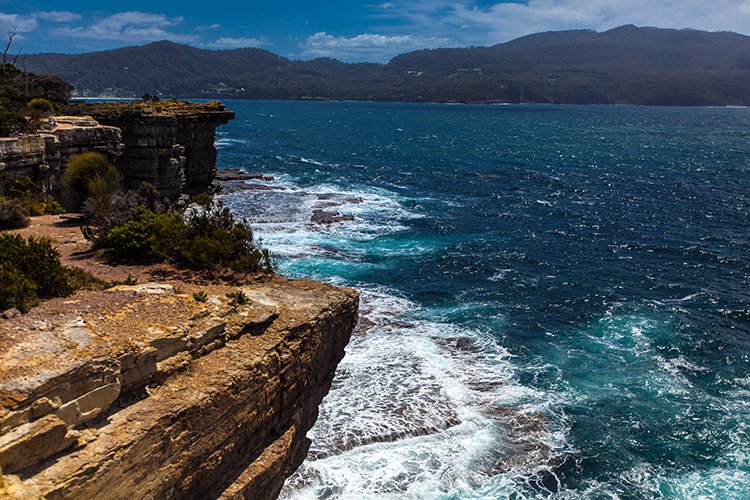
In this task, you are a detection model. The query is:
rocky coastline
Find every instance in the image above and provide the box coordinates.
[0,100,361,499]
[0,215,359,499]
[0,101,234,199]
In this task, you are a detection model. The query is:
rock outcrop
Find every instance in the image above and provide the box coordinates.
[0,116,123,191]
[89,102,235,197]
[0,277,358,499]
[0,102,234,198]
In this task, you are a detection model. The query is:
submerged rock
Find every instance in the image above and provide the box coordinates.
[311,209,355,225]
[215,169,275,182]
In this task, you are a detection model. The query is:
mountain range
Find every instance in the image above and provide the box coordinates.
[22,25,750,105]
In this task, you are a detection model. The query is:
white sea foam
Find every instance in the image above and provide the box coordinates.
[489,269,514,282]
[222,176,566,498]
[215,138,248,148]
[221,177,423,267]
[222,170,750,498]
[279,287,565,499]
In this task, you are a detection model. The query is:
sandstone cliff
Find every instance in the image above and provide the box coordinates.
[0,101,234,198]
[0,276,358,499]
[88,101,235,197]
[0,116,123,191]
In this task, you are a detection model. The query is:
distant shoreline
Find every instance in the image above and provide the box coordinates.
[71,97,750,109]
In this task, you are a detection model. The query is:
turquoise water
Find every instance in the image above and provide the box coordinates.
[215,101,750,498]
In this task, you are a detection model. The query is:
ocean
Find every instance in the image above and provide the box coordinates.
[214,101,750,499]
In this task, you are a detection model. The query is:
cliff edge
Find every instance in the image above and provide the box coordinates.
[0,218,359,499]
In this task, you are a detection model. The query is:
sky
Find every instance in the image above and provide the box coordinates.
[2,0,750,62]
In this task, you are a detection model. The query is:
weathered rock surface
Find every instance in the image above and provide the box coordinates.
[91,103,235,197]
[0,103,234,198]
[0,277,358,499]
[311,209,355,225]
[0,116,123,191]
[215,169,275,182]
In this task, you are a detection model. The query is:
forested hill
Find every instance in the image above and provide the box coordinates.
[23,25,750,105]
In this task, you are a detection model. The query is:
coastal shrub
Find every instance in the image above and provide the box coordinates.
[82,166,123,223]
[192,192,214,208]
[38,196,65,216]
[105,207,182,261]
[103,200,270,273]
[0,174,65,217]
[106,274,138,287]
[0,263,36,312]
[0,104,27,135]
[62,152,121,211]
[226,290,250,307]
[172,200,266,272]
[0,197,29,229]
[82,182,170,246]
[261,248,275,274]
[26,98,54,120]
[0,234,74,312]
[66,266,108,291]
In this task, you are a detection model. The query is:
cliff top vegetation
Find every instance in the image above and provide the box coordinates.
[65,99,233,120]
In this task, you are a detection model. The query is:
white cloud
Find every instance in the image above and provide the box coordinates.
[208,36,269,48]
[49,11,198,44]
[197,23,221,31]
[301,31,449,61]
[0,13,39,33]
[379,0,750,46]
[33,11,81,23]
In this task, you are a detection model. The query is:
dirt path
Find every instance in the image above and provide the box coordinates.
[8,215,179,283]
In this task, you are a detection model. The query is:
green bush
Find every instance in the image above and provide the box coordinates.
[103,200,270,273]
[0,175,65,217]
[26,98,55,120]
[192,290,208,302]
[82,165,123,224]
[66,266,108,291]
[0,104,27,135]
[0,263,37,312]
[173,201,265,272]
[226,290,250,306]
[0,197,29,229]
[81,182,170,246]
[62,152,121,211]
[106,207,183,261]
[0,234,74,312]
[191,192,214,208]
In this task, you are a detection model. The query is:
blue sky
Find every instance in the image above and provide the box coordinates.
[3,0,750,62]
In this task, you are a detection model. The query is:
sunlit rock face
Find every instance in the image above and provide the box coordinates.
[0,116,123,191]
[0,103,234,199]
[90,103,235,197]
[0,277,358,499]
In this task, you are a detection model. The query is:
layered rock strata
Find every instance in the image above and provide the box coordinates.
[91,103,235,197]
[0,116,123,191]
[0,103,234,198]
[0,278,358,499]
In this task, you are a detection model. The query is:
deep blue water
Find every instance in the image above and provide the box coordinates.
[215,101,750,498]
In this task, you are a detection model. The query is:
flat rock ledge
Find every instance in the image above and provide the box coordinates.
[0,277,358,499]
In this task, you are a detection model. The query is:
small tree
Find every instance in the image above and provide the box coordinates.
[2,29,18,65]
